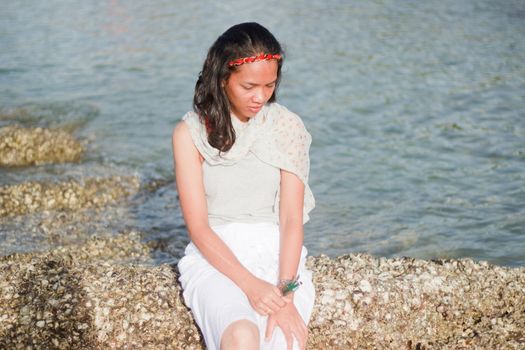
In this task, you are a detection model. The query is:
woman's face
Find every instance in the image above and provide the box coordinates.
[224,60,278,122]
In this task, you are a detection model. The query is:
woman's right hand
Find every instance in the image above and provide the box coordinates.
[241,276,287,316]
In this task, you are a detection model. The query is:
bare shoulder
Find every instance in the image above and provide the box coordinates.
[172,120,194,151]
[172,120,189,141]
[172,120,203,163]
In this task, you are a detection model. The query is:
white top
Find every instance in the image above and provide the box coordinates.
[182,102,315,225]
[203,151,280,226]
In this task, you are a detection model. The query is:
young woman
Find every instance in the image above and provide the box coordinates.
[172,22,315,350]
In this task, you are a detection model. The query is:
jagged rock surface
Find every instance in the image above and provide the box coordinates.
[0,176,140,217]
[0,126,84,167]
[1,233,523,349]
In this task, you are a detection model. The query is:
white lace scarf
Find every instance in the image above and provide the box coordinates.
[182,102,315,224]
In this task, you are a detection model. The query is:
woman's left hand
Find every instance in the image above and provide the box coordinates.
[264,300,308,350]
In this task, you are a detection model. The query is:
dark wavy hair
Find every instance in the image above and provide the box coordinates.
[193,22,284,152]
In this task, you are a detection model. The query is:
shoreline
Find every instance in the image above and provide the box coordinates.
[1,232,523,349]
[1,124,524,348]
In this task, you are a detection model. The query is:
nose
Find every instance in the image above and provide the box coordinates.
[253,87,271,104]
[253,88,265,103]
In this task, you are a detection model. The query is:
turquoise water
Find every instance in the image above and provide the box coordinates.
[1,0,524,266]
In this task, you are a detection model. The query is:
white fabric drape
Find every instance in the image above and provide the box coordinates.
[182,102,315,223]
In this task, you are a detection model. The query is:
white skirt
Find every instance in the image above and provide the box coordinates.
[178,222,316,350]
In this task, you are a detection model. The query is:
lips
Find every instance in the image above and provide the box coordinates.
[248,105,262,114]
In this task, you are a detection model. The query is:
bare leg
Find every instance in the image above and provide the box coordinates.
[220,319,260,350]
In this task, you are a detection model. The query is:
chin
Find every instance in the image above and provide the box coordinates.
[242,112,256,119]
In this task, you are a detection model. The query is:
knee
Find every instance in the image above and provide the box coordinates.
[220,319,259,350]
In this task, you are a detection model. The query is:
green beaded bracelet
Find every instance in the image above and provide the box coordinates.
[278,275,302,296]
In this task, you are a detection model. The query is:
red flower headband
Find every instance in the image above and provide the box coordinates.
[228,53,282,67]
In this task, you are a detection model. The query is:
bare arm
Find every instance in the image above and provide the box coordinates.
[172,121,285,314]
[278,169,305,302]
[172,121,253,287]
[264,169,308,349]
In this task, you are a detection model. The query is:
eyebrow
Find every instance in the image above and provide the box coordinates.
[243,79,277,86]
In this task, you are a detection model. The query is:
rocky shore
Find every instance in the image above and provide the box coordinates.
[0,176,140,217]
[1,232,523,350]
[1,119,524,349]
[0,125,84,166]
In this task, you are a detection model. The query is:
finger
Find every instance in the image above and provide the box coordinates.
[300,319,308,339]
[293,320,307,349]
[254,303,267,316]
[265,298,284,313]
[255,300,268,313]
[296,329,306,350]
[289,323,301,348]
[262,293,285,309]
[258,308,268,316]
[265,316,276,342]
[258,308,271,316]
[270,292,287,307]
[272,285,284,297]
[265,306,274,315]
[284,331,293,350]
[302,321,309,347]
[303,329,309,350]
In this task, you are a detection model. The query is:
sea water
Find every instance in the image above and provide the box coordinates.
[1,0,524,266]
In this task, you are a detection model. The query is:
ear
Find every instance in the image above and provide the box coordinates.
[222,73,232,89]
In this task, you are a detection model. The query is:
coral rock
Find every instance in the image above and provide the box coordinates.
[0,125,84,166]
[1,236,524,349]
